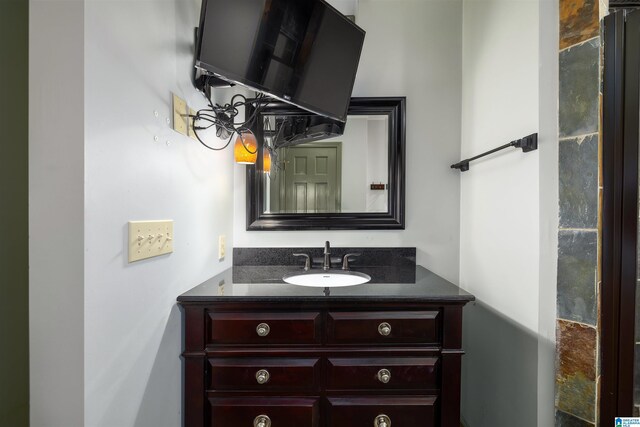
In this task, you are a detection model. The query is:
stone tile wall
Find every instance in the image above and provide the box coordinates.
[556,0,605,425]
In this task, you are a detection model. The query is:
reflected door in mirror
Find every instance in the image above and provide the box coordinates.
[267,143,342,213]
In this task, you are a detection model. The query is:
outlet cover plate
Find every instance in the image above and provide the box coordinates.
[128,220,174,263]
[218,235,226,260]
[172,94,188,136]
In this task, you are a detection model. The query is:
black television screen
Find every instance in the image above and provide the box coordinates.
[195,0,365,122]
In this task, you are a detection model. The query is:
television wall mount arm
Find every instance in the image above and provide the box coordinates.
[450,133,538,172]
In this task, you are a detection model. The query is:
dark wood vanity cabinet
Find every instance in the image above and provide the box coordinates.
[179,301,469,427]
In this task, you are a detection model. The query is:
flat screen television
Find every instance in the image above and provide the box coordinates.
[195,0,365,122]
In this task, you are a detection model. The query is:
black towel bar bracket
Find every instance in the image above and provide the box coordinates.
[451,133,538,172]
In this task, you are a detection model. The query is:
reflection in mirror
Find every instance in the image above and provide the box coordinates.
[262,115,389,214]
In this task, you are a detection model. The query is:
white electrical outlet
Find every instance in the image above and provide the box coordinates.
[218,235,226,260]
[128,220,174,263]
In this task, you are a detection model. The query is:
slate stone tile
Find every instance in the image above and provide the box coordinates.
[555,409,594,427]
[560,0,599,50]
[556,320,597,422]
[557,320,597,379]
[559,135,598,229]
[558,230,598,325]
[560,39,600,138]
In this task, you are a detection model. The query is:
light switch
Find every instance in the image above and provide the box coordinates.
[128,220,174,263]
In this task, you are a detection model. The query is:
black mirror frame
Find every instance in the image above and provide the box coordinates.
[246,97,406,230]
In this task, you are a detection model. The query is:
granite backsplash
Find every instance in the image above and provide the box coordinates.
[233,247,416,268]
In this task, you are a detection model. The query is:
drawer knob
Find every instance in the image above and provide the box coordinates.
[256,323,270,337]
[378,322,391,336]
[375,414,391,427]
[254,415,271,427]
[377,368,391,384]
[256,369,270,384]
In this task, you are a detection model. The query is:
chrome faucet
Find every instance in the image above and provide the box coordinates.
[323,241,332,270]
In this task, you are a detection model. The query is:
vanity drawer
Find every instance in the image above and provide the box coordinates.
[208,312,321,345]
[209,397,320,427]
[326,396,436,427]
[326,311,439,345]
[326,357,439,391]
[208,357,320,392]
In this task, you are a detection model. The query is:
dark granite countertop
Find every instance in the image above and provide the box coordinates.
[177,265,475,303]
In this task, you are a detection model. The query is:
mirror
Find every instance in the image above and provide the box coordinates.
[246,97,405,230]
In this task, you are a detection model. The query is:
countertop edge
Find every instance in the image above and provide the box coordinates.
[177,295,476,303]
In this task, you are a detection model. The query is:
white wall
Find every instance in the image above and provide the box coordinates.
[459,0,544,426]
[317,116,389,213]
[82,0,235,424]
[29,0,85,425]
[366,119,388,212]
[332,117,369,212]
[234,0,463,283]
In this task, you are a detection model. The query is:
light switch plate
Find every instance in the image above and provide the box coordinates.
[172,93,188,136]
[128,220,174,263]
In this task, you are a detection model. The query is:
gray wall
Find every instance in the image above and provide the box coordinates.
[0,0,29,425]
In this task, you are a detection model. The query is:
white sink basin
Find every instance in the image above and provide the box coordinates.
[283,270,371,287]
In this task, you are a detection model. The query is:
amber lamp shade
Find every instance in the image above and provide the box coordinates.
[263,149,271,173]
[234,132,258,164]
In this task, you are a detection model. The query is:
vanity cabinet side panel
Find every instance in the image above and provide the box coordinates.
[184,305,206,352]
[181,304,208,427]
[442,305,463,349]
[185,357,206,427]
[439,305,465,426]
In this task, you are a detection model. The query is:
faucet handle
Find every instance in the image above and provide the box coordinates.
[292,253,311,271]
[342,253,362,270]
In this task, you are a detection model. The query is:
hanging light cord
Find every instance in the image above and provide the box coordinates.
[189,77,272,152]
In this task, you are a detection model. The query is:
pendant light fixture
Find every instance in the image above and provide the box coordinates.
[233,131,258,164]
